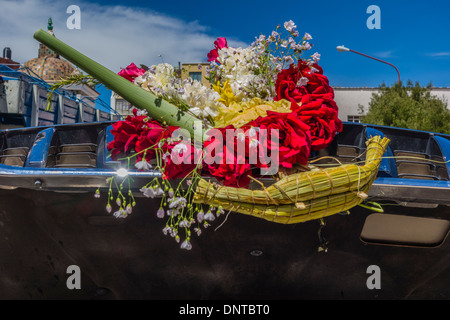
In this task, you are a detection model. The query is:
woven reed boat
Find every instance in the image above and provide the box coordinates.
[194,136,389,224]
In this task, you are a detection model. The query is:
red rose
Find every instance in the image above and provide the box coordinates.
[247,111,311,168]
[107,109,148,159]
[118,62,145,83]
[163,142,203,180]
[214,37,228,50]
[207,37,228,62]
[107,108,178,161]
[274,61,343,151]
[134,123,178,161]
[273,65,304,107]
[203,126,253,187]
[107,120,140,160]
[295,105,343,151]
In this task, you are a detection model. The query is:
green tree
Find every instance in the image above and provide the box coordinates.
[362,81,450,134]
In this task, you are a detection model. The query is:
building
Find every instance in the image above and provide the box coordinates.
[333,87,450,123]
[110,92,132,117]
[333,87,379,123]
[180,63,211,87]
[0,18,112,128]
[0,48,20,70]
[22,18,100,108]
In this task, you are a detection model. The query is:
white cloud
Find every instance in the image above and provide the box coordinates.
[427,52,450,58]
[0,0,247,72]
[373,50,395,59]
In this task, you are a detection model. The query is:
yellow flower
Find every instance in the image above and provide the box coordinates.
[212,81,239,107]
[213,97,293,128]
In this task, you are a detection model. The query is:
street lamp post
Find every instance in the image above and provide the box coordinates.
[336,45,401,84]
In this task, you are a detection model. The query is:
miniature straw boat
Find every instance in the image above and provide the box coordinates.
[193,136,389,224]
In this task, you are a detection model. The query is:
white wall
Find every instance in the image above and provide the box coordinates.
[333,87,450,122]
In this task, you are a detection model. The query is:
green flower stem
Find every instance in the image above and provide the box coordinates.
[33,29,200,137]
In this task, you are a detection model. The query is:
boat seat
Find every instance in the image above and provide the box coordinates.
[394,150,448,180]
[0,147,29,167]
[55,152,96,166]
[0,154,26,167]
[337,145,362,157]
[394,150,428,160]
[46,143,98,168]
[59,143,97,153]
[2,147,29,156]
[396,161,434,176]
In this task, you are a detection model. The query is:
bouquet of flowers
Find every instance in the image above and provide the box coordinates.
[34,21,389,251]
[111,21,343,183]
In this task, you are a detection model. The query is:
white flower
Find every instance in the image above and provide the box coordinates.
[297,77,309,87]
[125,204,133,215]
[135,63,180,100]
[135,159,152,171]
[302,42,312,51]
[194,227,202,236]
[140,186,163,198]
[204,211,215,222]
[154,187,164,196]
[156,208,165,218]
[197,210,205,223]
[284,55,294,65]
[172,142,188,156]
[179,219,190,228]
[180,80,222,118]
[106,204,112,213]
[152,63,174,87]
[140,187,155,198]
[248,127,258,138]
[217,206,225,215]
[181,239,192,250]
[162,226,171,235]
[249,138,259,148]
[284,20,297,32]
[136,108,148,116]
[303,32,313,40]
[237,131,246,142]
[162,152,171,162]
[113,209,128,219]
[168,197,187,209]
[310,67,319,74]
[311,52,321,63]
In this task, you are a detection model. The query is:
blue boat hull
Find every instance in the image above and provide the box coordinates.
[0,121,449,300]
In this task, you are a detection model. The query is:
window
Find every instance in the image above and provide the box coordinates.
[189,72,202,82]
[347,115,362,123]
[116,100,131,114]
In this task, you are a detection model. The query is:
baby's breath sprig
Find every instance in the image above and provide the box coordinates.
[95,129,221,250]
[45,73,104,111]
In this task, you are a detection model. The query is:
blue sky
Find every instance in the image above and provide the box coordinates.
[2,0,450,111]
[88,0,450,88]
